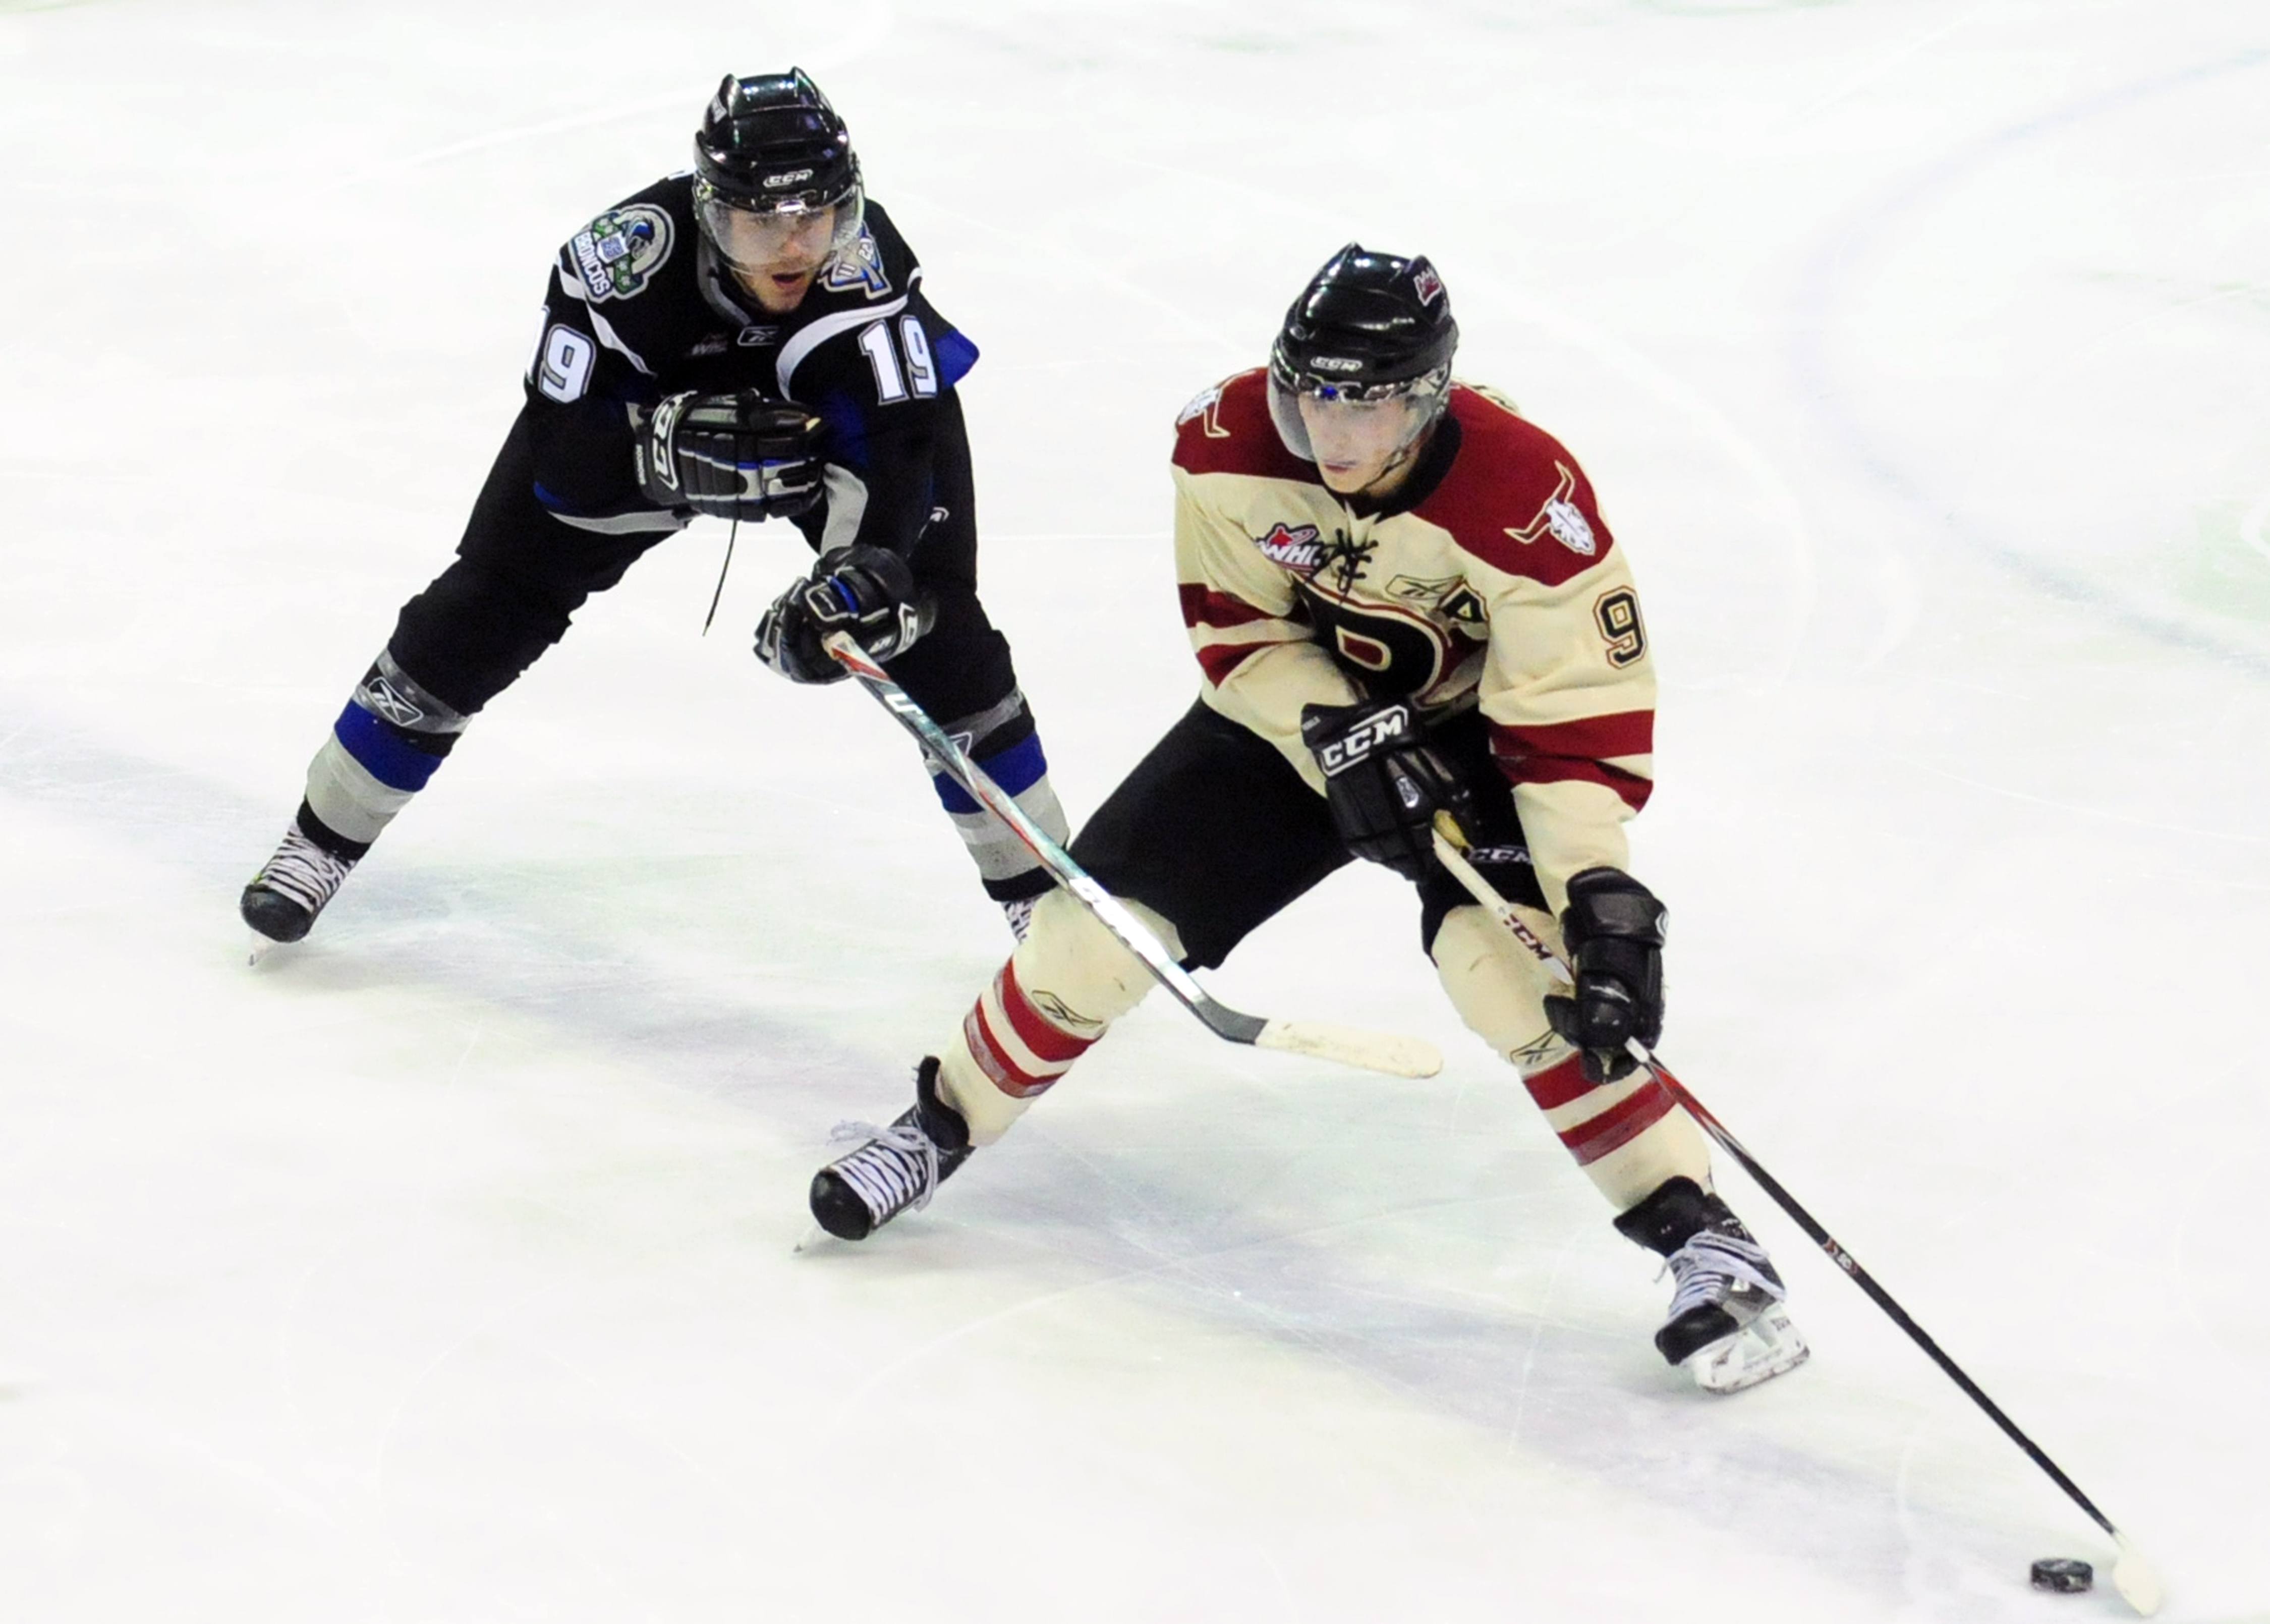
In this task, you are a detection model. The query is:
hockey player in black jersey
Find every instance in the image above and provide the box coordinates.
[242,70,1068,948]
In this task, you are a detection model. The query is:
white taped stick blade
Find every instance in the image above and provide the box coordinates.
[1254,1020,1443,1078]
[2112,1535,2164,1617]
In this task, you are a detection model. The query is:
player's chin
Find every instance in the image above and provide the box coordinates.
[748,267,819,312]
[1316,461,1373,493]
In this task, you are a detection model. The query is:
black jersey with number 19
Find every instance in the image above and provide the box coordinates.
[522,175,978,562]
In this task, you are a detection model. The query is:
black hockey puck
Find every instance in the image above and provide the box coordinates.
[2029,1557,2093,1594]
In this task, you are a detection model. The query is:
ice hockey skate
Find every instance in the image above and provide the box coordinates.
[1616,1176,1809,1394]
[240,818,360,957]
[809,1057,973,1241]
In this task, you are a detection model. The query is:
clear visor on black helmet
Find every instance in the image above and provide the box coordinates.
[1266,359,1451,465]
[695,177,865,275]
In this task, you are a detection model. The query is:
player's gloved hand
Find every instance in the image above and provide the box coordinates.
[1300,698,1477,882]
[754,545,936,685]
[1544,867,1667,1084]
[634,390,822,521]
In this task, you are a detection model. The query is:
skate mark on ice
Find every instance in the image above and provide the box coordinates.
[0,700,868,1110]
[1790,45,2270,684]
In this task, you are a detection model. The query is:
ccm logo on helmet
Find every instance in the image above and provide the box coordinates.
[1316,705,1412,774]
[764,168,816,187]
[1309,356,1363,373]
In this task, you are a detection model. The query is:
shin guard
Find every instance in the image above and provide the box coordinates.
[1431,903,1709,1209]
[926,689,1069,904]
[936,887,1181,1143]
[301,649,468,850]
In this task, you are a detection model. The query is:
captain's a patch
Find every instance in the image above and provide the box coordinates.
[820,224,891,297]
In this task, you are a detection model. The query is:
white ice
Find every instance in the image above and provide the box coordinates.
[3,2,2267,1619]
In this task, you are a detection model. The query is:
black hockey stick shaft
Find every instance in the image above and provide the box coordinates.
[1426,822,2146,1553]
[1430,820,2160,1611]
[1633,1047,2126,1542]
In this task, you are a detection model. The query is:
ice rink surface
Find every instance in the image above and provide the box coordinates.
[3,0,2267,1618]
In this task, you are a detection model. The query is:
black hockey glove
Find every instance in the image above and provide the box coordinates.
[634,390,822,521]
[1300,698,1478,882]
[754,545,937,685]
[1544,867,1667,1085]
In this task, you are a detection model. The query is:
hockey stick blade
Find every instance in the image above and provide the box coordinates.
[2112,1534,2165,1617]
[1252,1018,1442,1078]
[824,633,1444,1081]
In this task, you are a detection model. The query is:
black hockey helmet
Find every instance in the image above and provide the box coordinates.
[1268,243,1458,463]
[693,69,865,269]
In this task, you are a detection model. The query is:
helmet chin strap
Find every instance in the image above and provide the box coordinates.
[1358,404,1444,495]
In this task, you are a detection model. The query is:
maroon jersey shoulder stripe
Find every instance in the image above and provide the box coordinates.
[1415,390,1616,586]
[1173,368,1318,482]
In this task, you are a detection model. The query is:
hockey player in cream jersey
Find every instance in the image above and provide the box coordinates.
[812,244,1807,1393]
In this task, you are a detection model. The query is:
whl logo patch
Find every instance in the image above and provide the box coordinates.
[1253,522,1326,570]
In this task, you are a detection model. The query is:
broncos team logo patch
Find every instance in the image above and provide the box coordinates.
[1505,462,1598,557]
[1177,383,1230,438]
[571,204,673,302]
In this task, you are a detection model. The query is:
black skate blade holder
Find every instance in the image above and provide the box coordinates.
[1428,815,2165,1617]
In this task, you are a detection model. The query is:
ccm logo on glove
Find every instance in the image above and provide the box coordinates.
[1314,703,1414,775]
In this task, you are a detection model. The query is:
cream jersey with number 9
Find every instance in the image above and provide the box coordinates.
[1172,369,1656,914]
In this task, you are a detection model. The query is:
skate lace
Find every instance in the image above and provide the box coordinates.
[1660,1228,1785,1321]
[827,1118,942,1218]
[254,828,356,914]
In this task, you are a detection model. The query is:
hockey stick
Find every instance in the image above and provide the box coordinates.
[820,632,1443,1080]
[1429,816,2165,1617]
